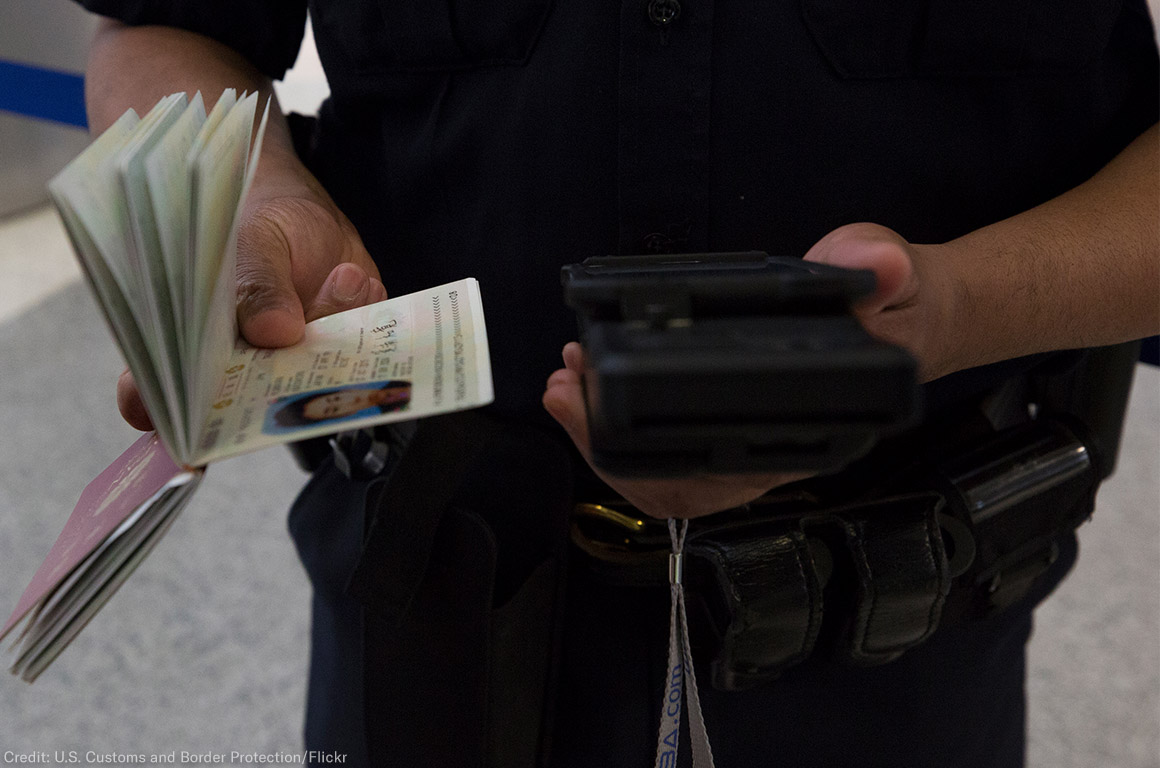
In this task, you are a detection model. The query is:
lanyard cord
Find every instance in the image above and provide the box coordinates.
[654,518,716,768]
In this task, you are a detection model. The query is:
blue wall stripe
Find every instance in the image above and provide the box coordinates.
[0,59,87,129]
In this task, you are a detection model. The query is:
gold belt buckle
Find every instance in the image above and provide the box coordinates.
[571,502,671,550]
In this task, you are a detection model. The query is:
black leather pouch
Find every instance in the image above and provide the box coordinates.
[571,489,954,691]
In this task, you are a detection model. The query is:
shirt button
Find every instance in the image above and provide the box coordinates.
[642,232,672,254]
[647,0,681,26]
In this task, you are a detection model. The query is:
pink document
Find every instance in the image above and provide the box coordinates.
[2,433,201,680]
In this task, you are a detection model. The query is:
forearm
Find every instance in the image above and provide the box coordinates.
[85,19,299,177]
[937,123,1159,374]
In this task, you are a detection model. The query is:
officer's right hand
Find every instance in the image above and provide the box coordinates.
[117,147,385,431]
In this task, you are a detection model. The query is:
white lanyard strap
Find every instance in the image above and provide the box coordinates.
[654,518,716,768]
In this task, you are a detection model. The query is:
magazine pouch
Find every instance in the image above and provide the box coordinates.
[687,492,950,687]
[831,493,951,665]
[570,490,951,691]
[347,411,573,768]
[685,514,828,690]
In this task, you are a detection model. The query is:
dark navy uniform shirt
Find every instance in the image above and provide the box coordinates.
[77,1,1159,766]
[82,0,1158,425]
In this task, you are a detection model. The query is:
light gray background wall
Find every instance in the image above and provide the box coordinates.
[0,1,95,216]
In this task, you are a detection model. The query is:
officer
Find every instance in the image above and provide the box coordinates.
[76,0,1158,766]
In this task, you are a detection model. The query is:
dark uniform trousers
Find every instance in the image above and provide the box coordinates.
[288,406,1085,768]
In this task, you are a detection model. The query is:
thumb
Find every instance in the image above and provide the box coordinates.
[303,262,388,324]
[235,217,307,348]
[804,223,917,314]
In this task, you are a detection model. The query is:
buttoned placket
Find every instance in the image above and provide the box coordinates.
[617,0,715,255]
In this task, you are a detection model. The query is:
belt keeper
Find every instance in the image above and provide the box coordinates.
[669,552,684,585]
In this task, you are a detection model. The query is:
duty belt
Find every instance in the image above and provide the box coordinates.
[322,409,1101,691]
[570,416,1099,691]
[316,344,1136,694]
[302,344,1133,768]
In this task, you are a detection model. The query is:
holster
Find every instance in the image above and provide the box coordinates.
[347,411,574,768]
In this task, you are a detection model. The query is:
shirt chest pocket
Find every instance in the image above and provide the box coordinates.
[800,0,1123,78]
[312,0,553,73]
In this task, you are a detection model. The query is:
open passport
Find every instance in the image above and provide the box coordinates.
[1,91,494,681]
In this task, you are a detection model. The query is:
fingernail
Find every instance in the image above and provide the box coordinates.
[332,264,365,302]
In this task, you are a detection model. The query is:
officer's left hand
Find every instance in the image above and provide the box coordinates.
[542,342,807,519]
[542,223,954,519]
[803,222,955,381]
